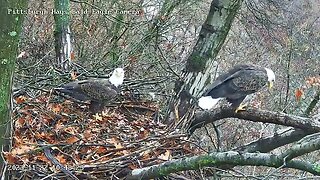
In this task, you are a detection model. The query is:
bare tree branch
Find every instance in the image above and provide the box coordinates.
[127,147,320,179]
[235,128,311,153]
[189,107,320,135]
[280,133,320,161]
[304,90,320,116]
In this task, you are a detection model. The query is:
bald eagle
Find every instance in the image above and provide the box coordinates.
[198,64,275,112]
[56,68,124,112]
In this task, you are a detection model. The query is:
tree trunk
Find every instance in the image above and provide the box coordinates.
[54,0,72,71]
[167,0,244,128]
[0,0,27,176]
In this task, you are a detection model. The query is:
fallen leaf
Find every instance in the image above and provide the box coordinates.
[96,146,107,154]
[160,15,167,21]
[34,154,51,164]
[3,152,21,164]
[64,126,78,135]
[140,149,152,159]
[56,154,67,165]
[66,136,79,144]
[70,71,77,80]
[137,127,149,139]
[306,76,320,86]
[16,118,25,127]
[128,56,137,63]
[93,113,103,121]
[158,150,171,161]
[11,145,35,155]
[54,121,64,130]
[295,88,303,102]
[70,51,75,61]
[35,132,47,139]
[13,136,24,146]
[83,130,93,140]
[128,163,138,170]
[15,96,27,104]
[114,141,123,149]
[137,9,144,16]
[51,104,62,113]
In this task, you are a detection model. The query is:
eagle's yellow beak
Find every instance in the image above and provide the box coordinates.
[268,81,273,90]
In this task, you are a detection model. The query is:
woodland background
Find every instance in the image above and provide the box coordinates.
[0,0,319,179]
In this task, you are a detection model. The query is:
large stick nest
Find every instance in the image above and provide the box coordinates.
[5,92,203,179]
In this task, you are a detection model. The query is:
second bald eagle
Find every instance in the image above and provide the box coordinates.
[56,68,125,113]
[198,64,275,111]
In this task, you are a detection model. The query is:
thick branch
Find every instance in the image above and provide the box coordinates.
[304,91,320,116]
[235,128,311,153]
[280,133,320,161]
[126,150,320,179]
[127,130,320,179]
[189,107,320,135]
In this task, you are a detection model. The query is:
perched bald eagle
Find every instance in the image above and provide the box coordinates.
[56,68,125,113]
[198,64,275,112]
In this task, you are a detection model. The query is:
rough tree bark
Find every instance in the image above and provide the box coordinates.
[0,0,27,176]
[189,107,320,134]
[167,0,244,128]
[190,106,320,153]
[190,107,320,155]
[127,109,320,179]
[128,150,320,179]
[235,128,310,153]
[54,0,72,71]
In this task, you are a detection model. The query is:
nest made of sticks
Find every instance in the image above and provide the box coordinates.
[5,92,204,179]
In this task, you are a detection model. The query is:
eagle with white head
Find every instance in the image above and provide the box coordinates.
[198,64,275,112]
[56,68,125,113]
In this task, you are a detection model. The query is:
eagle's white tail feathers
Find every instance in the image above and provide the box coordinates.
[198,96,221,110]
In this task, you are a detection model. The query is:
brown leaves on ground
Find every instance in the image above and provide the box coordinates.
[15,96,28,104]
[158,150,172,161]
[295,75,320,102]
[5,94,203,179]
[70,70,77,80]
[295,88,303,102]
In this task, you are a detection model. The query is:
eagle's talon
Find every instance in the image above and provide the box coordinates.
[235,103,247,113]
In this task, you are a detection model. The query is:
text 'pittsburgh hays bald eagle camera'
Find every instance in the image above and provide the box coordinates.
[56,68,125,113]
[198,64,275,112]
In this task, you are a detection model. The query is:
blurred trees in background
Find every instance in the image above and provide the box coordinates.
[53,0,73,71]
[16,0,320,116]
[6,0,320,179]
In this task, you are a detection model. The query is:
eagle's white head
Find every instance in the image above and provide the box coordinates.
[109,68,124,87]
[264,67,275,89]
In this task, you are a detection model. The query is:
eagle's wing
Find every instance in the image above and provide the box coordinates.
[230,69,267,93]
[203,65,266,98]
[80,80,118,101]
[57,80,92,101]
[57,79,118,102]
[212,64,257,87]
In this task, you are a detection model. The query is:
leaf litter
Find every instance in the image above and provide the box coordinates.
[5,94,203,179]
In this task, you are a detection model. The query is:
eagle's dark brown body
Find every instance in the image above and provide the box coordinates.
[203,64,268,108]
[199,64,275,110]
[58,79,119,112]
[59,79,119,102]
[56,68,124,113]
